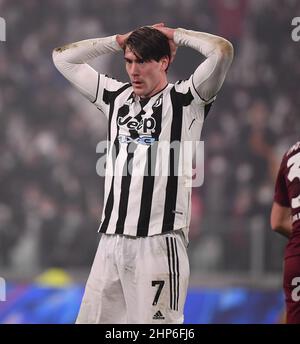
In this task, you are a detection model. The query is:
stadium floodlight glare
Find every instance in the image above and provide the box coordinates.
[0,277,6,301]
[0,17,6,42]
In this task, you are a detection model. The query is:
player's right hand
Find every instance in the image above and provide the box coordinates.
[116,31,131,49]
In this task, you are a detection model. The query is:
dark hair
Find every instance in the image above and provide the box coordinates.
[124,27,171,65]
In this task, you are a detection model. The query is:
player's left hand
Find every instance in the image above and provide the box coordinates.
[153,24,177,63]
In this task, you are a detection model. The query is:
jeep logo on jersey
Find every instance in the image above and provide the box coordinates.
[117,116,156,134]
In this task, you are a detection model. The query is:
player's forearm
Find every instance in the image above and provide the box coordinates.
[273,223,293,239]
[174,29,233,101]
[273,215,293,239]
[174,29,233,60]
[53,35,122,64]
[52,35,122,102]
[271,202,292,239]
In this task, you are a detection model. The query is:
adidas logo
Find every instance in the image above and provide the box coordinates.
[153,310,165,320]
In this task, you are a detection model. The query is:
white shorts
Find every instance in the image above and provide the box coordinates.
[76,229,190,324]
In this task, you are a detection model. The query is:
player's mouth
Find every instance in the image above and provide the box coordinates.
[132,81,143,87]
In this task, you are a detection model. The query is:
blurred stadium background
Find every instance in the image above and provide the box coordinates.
[0,0,300,323]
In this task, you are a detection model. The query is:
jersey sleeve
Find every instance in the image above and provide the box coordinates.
[173,75,215,124]
[274,156,290,207]
[52,35,124,118]
[174,28,233,103]
[92,74,127,117]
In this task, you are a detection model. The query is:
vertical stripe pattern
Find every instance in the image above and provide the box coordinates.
[162,88,194,232]
[115,143,137,233]
[97,76,210,237]
[100,84,131,232]
[166,236,180,311]
[136,96,163,236]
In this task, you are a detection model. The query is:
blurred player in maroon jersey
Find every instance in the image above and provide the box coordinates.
[271,141,300,324]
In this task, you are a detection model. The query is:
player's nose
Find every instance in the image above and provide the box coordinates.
[129,62,140,76]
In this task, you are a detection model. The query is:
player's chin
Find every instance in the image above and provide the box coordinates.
[133,87,146,97]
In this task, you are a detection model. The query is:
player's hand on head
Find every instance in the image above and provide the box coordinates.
[117,24,177,63]
[153,25,177,63]
[153,25,174,39]
[116,30,132,49]
[151,23,165,29]
[117,24,165,49]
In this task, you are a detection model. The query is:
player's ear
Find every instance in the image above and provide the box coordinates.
[160,56,170,72]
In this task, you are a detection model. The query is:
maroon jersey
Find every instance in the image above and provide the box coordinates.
[274,141,300,259]
[283,255,300,323]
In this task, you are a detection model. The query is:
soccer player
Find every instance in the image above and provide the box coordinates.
[271,141,300,324]
[53,23,233,323]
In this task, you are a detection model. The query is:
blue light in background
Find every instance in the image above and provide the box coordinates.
[0,284,285,324]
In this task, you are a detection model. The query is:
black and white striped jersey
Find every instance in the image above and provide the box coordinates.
[52,29,233,237]
[94,74,213,236]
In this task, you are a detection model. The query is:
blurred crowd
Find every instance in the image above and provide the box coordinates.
[0,0,300,274]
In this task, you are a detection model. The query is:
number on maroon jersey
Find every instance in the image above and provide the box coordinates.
[291,277,300,302]
[287,152,300,209]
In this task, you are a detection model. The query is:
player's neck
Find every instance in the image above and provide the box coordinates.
[140,80,168,99]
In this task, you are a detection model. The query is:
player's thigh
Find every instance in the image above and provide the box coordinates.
[127,230,190,323]
[77,235,126,323]
[283,255,300,324]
